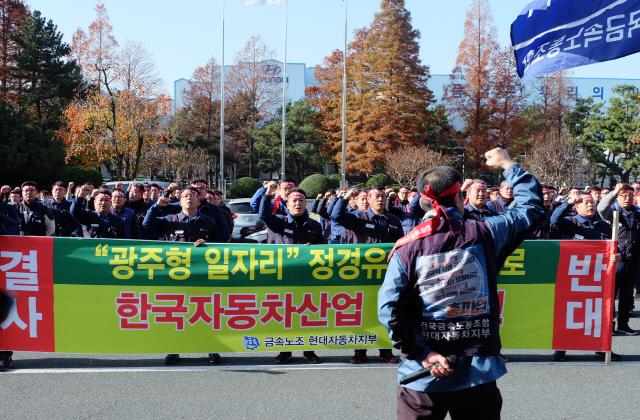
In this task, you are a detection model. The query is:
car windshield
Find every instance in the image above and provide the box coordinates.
[229,203,256,214]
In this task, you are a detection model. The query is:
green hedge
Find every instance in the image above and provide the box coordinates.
[299,174,333,198]
[366,173,394,187]
[327,173,342,189]
[59,166,104,189]
[227,177,262,199]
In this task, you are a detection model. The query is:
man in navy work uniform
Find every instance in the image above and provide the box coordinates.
[71,186,125,238]
[597,183,640,336]
[550,193,621,361]
[332,184,403,364]
[110,188,140,239]
[44,181,80,237]
[17,181,55,236]
[378,148,544,420]
[259,181,323,365]
[485,180,514,213]
[461,179,498,221]
[143,186,222,365]
[251,178,297,244]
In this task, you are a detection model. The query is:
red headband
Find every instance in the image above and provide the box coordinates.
[112,190,125,198]
[10,193,20,197]
[182,190,199,198]
[367,189,385,197]
[191,182,207,189]
[53,186,66,191]
[632,183,640,188]
[570,189,580,194]
[22,185,37,192]
[542,187,551,193]
[470,182,487,190]
[95,193,111,200]
[399,188,410,193]
[288,192,305,200]
[357,192,368,199]
[280,182,295,188]
[602,189,610,194]
[206,193,214,199]
[581,194,593,200]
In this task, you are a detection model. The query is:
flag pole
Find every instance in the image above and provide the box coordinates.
[607,210,620,366]
[280,0,288,181]
[220,0,226,196]
[341,0,347,188]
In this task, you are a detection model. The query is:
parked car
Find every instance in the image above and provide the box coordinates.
[228,198,262,240]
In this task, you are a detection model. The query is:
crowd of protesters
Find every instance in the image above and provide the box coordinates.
[0,171,639,373]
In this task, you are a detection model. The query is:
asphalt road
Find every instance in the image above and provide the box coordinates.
[3,312,640,419]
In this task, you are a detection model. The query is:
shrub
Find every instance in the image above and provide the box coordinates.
[227,177,262,199]
[298,174,333,198]
[59,166,104,189]
[327,173,342,189]
[366,173,394,187]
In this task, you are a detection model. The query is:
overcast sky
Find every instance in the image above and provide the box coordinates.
[26,0,640,97]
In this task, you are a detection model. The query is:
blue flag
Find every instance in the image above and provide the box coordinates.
[511,0,640,85]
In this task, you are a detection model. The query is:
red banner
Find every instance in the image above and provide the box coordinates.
[0,237,55,352]
[552,241,616,352]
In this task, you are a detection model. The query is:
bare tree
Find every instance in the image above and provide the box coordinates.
[521,129,590,188]
[117,39,165,96]
[385,145,454,188]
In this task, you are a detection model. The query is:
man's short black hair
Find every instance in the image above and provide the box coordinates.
[286,188,306,199]
[282,177,296,184]
[416,166,461,209]
[191,179,207,186]
[40,190,49,195]
[589,186,602,192]
[150,183,162,190]
[52,181,66,189]
[21,181,38,190]
[620,183,634,192]
[326,189,335,195]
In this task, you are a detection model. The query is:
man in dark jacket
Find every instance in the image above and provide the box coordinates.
[43,181,80,237]
[71,187,126,239]
[332,184,403,364]
[378,148,544,419]
[259,182,323,365]
[16,182,55,237]
[111,188,140,239]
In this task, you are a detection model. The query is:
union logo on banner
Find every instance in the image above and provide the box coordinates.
[0,236,55,352]
[552,241,616,352]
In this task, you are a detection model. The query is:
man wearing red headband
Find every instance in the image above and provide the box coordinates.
[125,182,153,238]
[144,186,222,366]
[461,179,498,221]
[486,180,514,213]
[589,186,602,205]
[251,178,298,244]
[110,188,140,239]
[597,183,640,337]
[332,184,403,364]
[259,182,323,365]
[379,148,544,419]
[550,192,622,361]
[70,186,125,238]
[312,189,336,242]
[43,181,80,237]
[16,181,54,236]
[386,188,423,235]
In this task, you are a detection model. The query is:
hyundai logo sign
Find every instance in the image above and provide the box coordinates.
[263,64,282,76]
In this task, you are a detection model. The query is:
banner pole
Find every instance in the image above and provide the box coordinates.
[220,0,225,196]
[280,0,288,181]
[607,210,620,366]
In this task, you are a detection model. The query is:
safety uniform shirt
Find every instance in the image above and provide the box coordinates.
[111,206,140,239]
[44,198,80,237]
[260,194,324,245]
[331,198,403,244]
[597,193,640,261]
[463,202,499,221]
[378,164,544,393]
[163,200,230,242]
[551,201,611,240]
[17,200,54,236]
[143,204,221,243]
[70,197,125,239]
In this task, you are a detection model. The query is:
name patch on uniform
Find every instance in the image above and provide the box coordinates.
[90,224,99,228]
[574,234,584,240]
[416,244,490,320]
[175,230,184,235]
[365,224,375,229]
[284,229,294,234]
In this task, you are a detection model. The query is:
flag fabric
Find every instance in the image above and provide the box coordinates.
[246,0,284,5]
[511,0,640,85]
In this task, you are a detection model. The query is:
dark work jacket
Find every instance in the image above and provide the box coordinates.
[251,186,288,244]
[164,200,230,242]
[331,198,403,244]
[312,198,332,242]
[0,200,20,235]
[111,206,140,239]
[126,198,152,238]
[463,202,499,221]
[17,201,53,236]
[485,196,512,214]
[143,205,221,243]
[260,195,324,245]
[612,202,640,260]
[70,197,126,238]
[528,206,561,240]
[387,195,423,235]
[44,198,80,237]
[551,200,611,240]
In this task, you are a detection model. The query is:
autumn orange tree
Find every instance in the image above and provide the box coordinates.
[60,2,171,181]
[0,0,28,104]
[309,0,442,175]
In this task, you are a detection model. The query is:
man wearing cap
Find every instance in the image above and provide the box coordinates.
[71,186,125,238]
[332,185,403,364]
[485,180,515,213]
[378,148,544,419]
[597,183,640,336]
[162,179,230,242]
[110,188,140,239]
[143,186,222,365]
[16,181,55,237]
[44,181,80,237]
[259,182,323,365]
